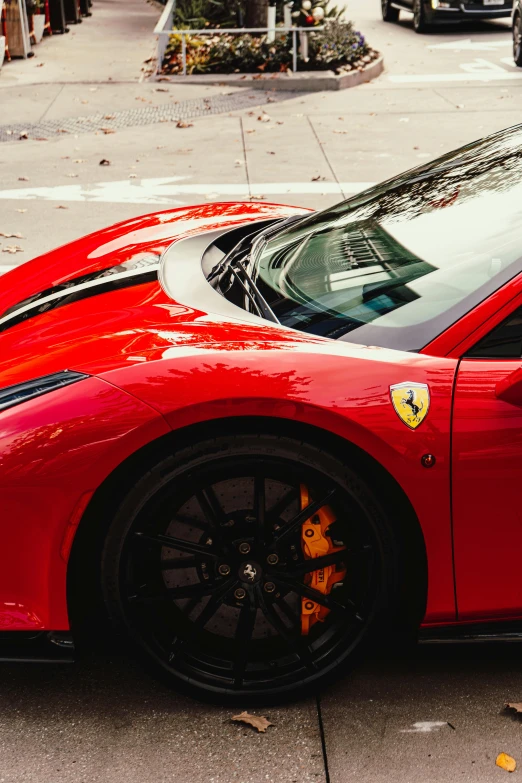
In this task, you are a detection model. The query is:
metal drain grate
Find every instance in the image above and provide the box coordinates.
[0,89,308,143]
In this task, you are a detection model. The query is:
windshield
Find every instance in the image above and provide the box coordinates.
[251,125,522,351]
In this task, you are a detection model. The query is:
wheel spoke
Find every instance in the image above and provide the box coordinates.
[233,593,257,687]
[274,488,337,547]
[255,585,317,672]
[160,556,198,570]
[197,487,226,527]
[283,549,349,577]
[253,474,266,542]
[268,487,299,522]
[135,531,219,560]
[194,578,240,628]
[273,575,363,621]
[168,582,218,600]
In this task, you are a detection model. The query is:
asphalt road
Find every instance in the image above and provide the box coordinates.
[2,2,522,781]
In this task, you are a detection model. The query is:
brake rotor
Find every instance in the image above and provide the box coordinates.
[300,484,346,635]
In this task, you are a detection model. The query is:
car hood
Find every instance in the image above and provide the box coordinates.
[0,202,307,391]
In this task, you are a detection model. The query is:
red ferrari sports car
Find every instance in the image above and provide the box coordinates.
[1,124,522,702]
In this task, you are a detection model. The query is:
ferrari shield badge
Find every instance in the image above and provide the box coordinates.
[389,382,430,430]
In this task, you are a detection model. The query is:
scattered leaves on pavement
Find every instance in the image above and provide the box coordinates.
[257,113,271,123]
[234,159,243,167]
[55,205,68,209]
[231,712,273,733]
[129,174,137,179]
[18,176,29,181]
[104,114,115,120]
[57,128,69,133]
[497,753,517,773]
[0,232,23,238]
[267,151,275,155]
[99,159,111,166]
[100,127,116,135]
[155,87,169,93]
[19,131,28,140]
[175,121,193,129]
[2,245,23,254]
[311,175,326,182]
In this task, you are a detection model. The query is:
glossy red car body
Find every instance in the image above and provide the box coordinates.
[0,200,520,638]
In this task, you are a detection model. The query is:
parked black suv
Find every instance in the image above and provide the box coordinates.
[513,0,522,66]
[382,0,512,33]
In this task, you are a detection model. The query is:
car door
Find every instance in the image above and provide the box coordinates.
[452,300,522,621]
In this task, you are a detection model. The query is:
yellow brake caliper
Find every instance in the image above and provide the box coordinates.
[300,484,346,636]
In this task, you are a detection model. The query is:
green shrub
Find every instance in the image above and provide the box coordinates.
[162,19,377,75]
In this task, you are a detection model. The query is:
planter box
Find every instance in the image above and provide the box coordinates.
[32,13,45,43]
[0,35,5,69]
[156,56,385,92]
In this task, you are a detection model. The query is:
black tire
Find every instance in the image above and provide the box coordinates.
[514,13,522,67]
[382,0,400,22]
[413,0,430,33]
[101,433,402,704]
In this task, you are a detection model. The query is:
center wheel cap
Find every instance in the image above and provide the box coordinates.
[238,561,262,584]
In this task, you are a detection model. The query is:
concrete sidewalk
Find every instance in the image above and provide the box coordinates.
[0,0,160,86]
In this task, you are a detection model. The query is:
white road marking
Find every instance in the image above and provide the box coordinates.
[0,178,374,205]
[389,65,522,83]
[401,722,448,734]
[428,38,511,52]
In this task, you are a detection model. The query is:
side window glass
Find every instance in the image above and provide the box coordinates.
[466,306,522,359]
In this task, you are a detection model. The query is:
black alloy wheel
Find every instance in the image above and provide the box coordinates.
[102,434,399,703]
[514,14,522,67]
[382,0,400,22]
[413,0,430,33]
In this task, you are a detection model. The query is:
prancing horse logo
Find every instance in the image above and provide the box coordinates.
[243,564,257,582]
[389,382,430,430]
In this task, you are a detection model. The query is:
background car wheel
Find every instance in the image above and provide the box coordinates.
[101,434,402,704]
[382,0,400,22]
[413,0,430,33]
[514,14,522,67]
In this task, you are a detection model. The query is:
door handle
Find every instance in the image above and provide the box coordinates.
[496,366,522,405]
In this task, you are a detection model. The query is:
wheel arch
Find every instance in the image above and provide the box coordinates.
[67,415,427,643]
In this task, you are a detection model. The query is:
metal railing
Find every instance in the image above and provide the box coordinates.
[153,0,324,76]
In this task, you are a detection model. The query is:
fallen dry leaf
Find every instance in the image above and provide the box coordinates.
[129,174,137,179]
[257,113,271,123]
[57,128,69,134]
[2,245,23,254]
[333,130,349,135]
[18,176,29,181]
[99,159,111,166]
[55,205,68,209]
[0,232,23,238]
[104,114,115,120]
[100,127,116,135]
[175,121,193,129]
[231,712,273,733]
[73,159,86,163]
[497,753,517,773]
[15,209,27,213]
[506,703,522,713]
[19,131,28,140]
[311,175,325,182]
